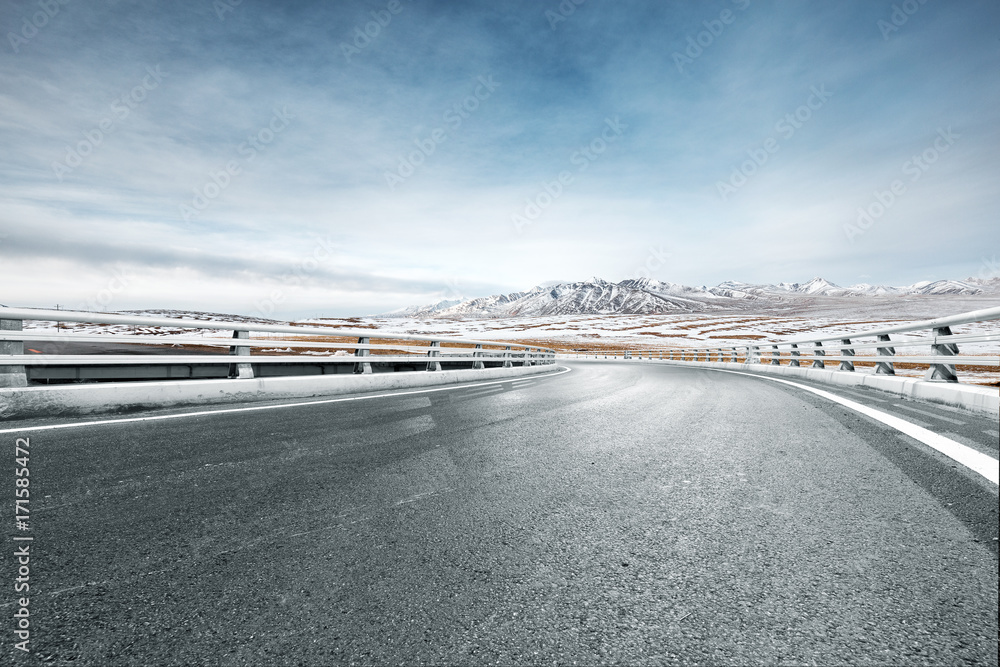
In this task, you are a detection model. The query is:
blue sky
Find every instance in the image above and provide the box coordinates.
[1,0,998,317]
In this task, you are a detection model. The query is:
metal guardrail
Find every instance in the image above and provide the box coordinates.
[0,307,556,388]
[565,306,1000,384]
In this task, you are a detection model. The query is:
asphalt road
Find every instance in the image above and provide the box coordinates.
[2,362,997,666]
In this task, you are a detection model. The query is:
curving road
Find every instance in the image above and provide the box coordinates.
[2,362,997,665]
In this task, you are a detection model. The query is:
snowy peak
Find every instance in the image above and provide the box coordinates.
[797,277,841,295]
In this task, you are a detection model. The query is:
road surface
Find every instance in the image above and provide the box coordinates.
[2,361,997,665]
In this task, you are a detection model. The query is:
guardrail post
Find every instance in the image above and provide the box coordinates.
[730,348,737,363]
[354,337,373,374]
[0,318,27,388]
[750,345,761,364]
[812,342,825,368]
[427,341,442,371]
[926,326,958,382]
[771,345,781,366]
[789,343,800,367]
[472,344,484,369]
[503,346,512,368]
[875,334,895,375]
[839,338,855,372]
[228,330,254,379]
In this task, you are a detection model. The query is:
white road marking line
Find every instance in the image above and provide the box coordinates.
[712,369,999,486]
[0,367,573,434]
[877,412,932,428]
[940,433,999,457]
[891,403,966,425]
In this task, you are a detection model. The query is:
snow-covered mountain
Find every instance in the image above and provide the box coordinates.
[903,279,987,295]
[382,276,991,318]
[708,277,986,299]
[437,278,714,317]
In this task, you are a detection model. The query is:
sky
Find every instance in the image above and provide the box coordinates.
[1,0,998,318]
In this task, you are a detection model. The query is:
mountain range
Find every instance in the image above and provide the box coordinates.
[381,276,1000,318]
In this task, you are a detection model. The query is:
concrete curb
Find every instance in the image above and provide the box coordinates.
[566,358,999,418]
[0,364,562,420]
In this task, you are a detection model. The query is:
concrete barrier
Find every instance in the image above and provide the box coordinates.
[0,364,563,421]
